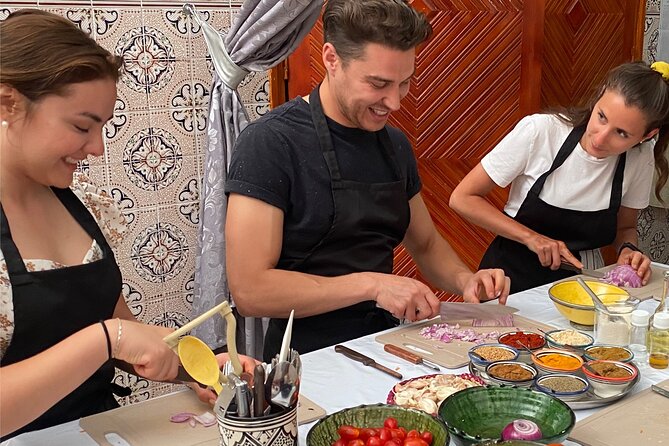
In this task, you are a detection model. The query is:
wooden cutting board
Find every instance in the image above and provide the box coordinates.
[569,379,669,445]
[561,264,667,301]
[80,390,325,445]
[375,315,554,369]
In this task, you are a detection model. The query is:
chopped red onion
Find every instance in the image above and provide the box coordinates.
[419,323,500,344]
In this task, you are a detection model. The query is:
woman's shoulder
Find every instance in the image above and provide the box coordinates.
[70,172,127,249]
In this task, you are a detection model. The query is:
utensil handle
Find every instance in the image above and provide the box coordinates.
[163,301,232,349]
[334,345,372,365]
[383,344,421,364]
[575,277,606,310]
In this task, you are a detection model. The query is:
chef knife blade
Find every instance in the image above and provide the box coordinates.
[440,302,518,322]
[559,262,606,279]
[334,345,402,379]
[383,344,440,371]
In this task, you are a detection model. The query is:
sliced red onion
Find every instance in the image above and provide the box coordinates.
[193,412,217,427]
[501,419,542,441]
[419,323,500,344]
[602,264,643,288]
[170,412,196,423]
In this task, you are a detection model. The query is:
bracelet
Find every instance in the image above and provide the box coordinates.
[113,318,123,359]
[99,320,112,360]
[618,242,643,256]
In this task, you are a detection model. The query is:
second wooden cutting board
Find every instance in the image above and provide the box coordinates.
[375,315,554,369]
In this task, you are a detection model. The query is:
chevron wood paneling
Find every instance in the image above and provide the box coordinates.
[272,0,644,302]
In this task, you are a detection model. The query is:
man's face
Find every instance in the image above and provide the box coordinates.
[327,42,416,132]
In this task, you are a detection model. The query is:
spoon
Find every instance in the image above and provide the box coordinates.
[177,335,222,394]
[583,362,600,377]
[576,278,607,311]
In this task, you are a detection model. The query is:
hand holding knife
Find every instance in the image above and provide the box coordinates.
[383,344,440,372]
[334,345,403,379]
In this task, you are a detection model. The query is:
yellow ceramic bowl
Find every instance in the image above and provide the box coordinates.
[548,280,629,326]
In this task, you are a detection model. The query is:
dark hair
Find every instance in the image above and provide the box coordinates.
[556,61,669,203]
[322,0,432,63]
[0,9,121,104]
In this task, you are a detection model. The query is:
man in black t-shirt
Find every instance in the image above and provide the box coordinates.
[225,0,511,360]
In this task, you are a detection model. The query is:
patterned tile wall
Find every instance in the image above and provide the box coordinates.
[1,1,270,403]
[640,0,669,264]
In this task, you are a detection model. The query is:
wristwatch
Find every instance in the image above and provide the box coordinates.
[617,241,643,256]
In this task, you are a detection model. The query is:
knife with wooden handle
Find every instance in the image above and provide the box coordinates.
[559,262,605,279]
[334,345,403,379]
[383,344,441,371]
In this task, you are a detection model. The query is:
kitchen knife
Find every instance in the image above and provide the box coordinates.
[383,344,441,371]
[334,345,403,379]
[440,302,517,321]
[252,363,266,417]
[559,262,605,279]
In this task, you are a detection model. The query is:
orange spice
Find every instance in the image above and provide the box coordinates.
[539,353,581,369]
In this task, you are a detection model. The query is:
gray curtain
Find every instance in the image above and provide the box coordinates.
[188,1,323,359]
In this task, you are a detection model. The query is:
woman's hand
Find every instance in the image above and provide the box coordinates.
[112,320,180,382]
[190,353,260,405]
[617,249,652,285]
[525,233,581,270]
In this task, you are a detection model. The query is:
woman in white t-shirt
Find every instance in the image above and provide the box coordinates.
[450,61,669,294]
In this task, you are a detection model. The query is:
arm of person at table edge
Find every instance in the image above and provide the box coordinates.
[450,164,651,283]
[0,296,179,437]
[450,163,583,271]
[226,193,510,324]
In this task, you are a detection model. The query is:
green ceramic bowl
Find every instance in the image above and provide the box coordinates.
[438,387,575,446]
[307,404,449,446]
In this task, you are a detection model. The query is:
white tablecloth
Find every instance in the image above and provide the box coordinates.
[4,281,668,446]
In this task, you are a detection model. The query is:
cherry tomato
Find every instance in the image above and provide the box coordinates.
[406,430,420,439]
[338,426,360,441]
[333,440,346,446]
[393,429,406,441]
[366,436,383,446]
[384,441,397,446]
[348,440,365,446]
[384,417,398,430]
[419,431,433,445]
[403,439,429,446]
[360,428,377,441]
[378,428,392,442]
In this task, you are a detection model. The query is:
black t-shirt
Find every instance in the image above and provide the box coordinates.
[226,96,422,265]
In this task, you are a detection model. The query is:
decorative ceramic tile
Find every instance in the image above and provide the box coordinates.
[644,16,660,64]
[147,60,190,110]
[162,291,194,325]
[237,71,270,104]
[244,102,270,122]
[646,0,661,15]
[190,58,214,110]
[93,8,143,55]
[115,206,160,261]
[638,206,669,264]
[78,163,109,189]
[113,371,151,406]
[121,279,145,318]
[142,8,189,60]
[174,174,200,226]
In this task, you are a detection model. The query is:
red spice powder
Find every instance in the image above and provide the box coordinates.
[499,332,545,349]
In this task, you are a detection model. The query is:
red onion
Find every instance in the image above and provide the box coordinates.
[501,419,542,441]
[602,264,642,288]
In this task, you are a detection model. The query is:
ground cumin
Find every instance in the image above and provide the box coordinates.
[586,346,631,361]
[489,363,534,381]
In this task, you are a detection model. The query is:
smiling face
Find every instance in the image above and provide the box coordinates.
[580,89,659,159]
[3,78,117,188]
[321,42,416,132]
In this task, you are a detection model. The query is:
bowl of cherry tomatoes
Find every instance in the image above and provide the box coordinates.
[306,404,449,446]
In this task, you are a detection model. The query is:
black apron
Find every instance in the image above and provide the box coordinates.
[0,187,122,440]
[480,125,626,294]
[263,87,411,361]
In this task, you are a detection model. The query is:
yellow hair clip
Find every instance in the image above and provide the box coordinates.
[651,61,669,81]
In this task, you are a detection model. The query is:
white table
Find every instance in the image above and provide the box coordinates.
[4,282,668,446]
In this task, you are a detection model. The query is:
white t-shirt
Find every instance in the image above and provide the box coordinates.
[481,114,655,217]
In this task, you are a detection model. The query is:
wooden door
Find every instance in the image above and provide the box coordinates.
[270,0,644,300]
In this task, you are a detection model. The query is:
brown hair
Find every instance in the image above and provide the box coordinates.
[556,62,669,203]
[0,9,121,104]
[322,0,432,64]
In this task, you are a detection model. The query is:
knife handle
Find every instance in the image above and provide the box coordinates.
[335,345,372,365]
[384,344,421,364]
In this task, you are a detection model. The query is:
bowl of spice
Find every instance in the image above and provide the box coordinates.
[581,360,637,398]
[583,345,634,363]
[531,349,583,376]
[543,329,594,354]
[498,331,546,364]
[468,343,519,372]
[485,361,538,388]
[534,374,589,402]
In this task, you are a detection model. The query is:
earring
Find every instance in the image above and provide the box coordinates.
[1,120,8,129]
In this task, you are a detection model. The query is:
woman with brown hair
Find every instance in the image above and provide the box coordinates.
[0,10,252,439]
[450,61,669,294]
